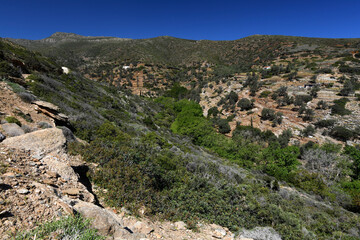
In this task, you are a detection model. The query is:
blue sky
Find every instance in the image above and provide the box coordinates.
[1,0,359,40]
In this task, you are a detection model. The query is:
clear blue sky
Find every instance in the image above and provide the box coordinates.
[1,0,359,40]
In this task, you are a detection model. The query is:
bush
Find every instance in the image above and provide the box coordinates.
[261,108,276,121]
[37,121,53,129]
[15,215,104,240]
[5,116,21,126]
[217,118,231,134]
[207,106,219,118]
[259,90,271,98]
[316,100,328,109]
[316,68,333,74]
[263,145,300,180]
[237,98,253,111]
[331,98,351,116]
[302,125,315,137]
[294,94,312,106]
[314,119,336,128]
[330,126,354,142]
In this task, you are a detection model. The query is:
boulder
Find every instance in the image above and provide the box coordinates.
[1,123,25,137]
[1,128,66,155]
[72,200,124,236]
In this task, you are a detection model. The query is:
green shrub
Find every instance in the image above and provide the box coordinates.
[331,98,351,116]
[5,116,21,126]
[330,126,354,142]
[259,90,271,98]
[314,119,336,128]
[261,108,276,121]
[237,98,253,111]
[15,215,104,240]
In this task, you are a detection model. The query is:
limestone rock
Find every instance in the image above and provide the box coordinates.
[1,123,25,137]
[1,128,66,155]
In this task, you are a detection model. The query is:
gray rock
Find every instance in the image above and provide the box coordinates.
[0,132,5,142]
[1,123,25,137]
[237,227,282,240]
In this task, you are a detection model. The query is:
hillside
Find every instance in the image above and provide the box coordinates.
[1,37,360,239]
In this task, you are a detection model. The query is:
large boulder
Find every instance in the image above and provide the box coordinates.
[1,128,66,155]
[1,123,25,137]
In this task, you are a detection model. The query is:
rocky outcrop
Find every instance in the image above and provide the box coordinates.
[33,101,69,126]
[0,127,283,240]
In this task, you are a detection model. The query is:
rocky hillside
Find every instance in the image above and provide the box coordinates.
[1,37,360,240]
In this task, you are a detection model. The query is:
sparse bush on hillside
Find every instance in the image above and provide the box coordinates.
[331,98,352,116]
[316,68,333,74]
[316,100,328,109]
[237,98,253,111]
[259,90,271,98]
[330,126,354,142]
[314,119,336,128]
[302,125,315,137]
[261,108,276,121]
[294,94,312,106]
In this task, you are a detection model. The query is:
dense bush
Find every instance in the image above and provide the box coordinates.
[331,98,352,116]
[237,98,253,111]
[314,119,336,128]
[261,108,276,121]
[330,126,354,142]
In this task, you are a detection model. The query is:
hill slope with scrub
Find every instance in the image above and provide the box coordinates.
[1,36,360,239]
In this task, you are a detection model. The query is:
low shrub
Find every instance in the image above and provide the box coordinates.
[5,116,21,126]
